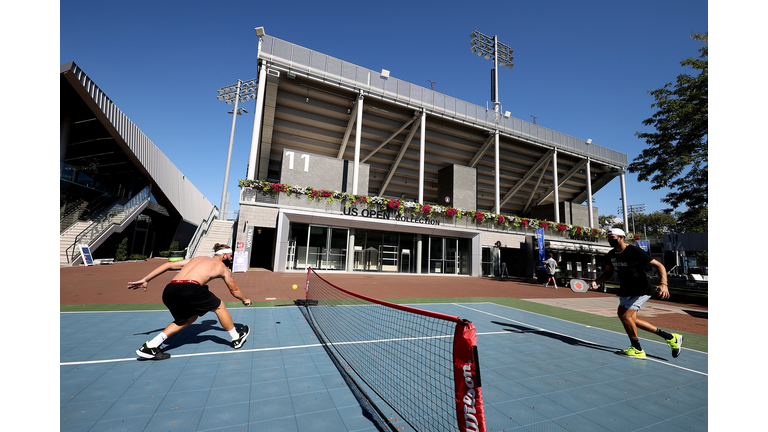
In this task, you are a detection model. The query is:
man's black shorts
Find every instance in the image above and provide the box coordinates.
[162,281,222,324]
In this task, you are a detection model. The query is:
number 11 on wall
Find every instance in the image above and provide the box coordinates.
[286,151,309,172]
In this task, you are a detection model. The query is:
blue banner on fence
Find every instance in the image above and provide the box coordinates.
[636,240,650,254]
[536,228,545,264]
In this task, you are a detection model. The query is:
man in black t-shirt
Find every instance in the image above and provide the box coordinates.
[590,228,683,359]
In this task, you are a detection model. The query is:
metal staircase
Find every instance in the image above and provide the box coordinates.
[63,186,152,266]
[191,220,235,258]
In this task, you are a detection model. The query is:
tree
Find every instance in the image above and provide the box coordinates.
[629,33,707,229]
[115,237,128,261]
[604,211,678,236]
[632,211,678,236]
[599,214,618,230]
[672,208,708,233]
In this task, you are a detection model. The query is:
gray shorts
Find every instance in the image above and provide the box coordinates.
[619,295,651,311]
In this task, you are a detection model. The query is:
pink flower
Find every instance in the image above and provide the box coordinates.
[422,204,431,214]
[446,208,458,217]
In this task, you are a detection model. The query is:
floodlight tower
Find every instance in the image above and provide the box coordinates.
[216,78,258,219]
[470,30,514,214]
[627,203,646,234]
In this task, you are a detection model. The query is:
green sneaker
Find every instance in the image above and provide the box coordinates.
[666,333,683,358]
[616,347,646,359]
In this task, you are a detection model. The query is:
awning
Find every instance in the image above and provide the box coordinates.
[543,241,612,254]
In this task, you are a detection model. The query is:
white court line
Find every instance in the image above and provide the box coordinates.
[453,303,708,377]
[60,330,510,367]
[60,343,325,366]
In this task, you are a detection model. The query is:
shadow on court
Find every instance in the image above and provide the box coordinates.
[134,319,234,353]
[684,309,708,318]
[490,320,668,361]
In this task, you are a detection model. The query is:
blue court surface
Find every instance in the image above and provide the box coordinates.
[60,303,707,431]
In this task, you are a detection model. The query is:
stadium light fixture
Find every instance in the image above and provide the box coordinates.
[216,77,258,219]
[470,29,514,215]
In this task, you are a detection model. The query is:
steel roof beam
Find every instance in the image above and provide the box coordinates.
[378,116,422,197]
[468,134,495,168]
[361,113,419,163]
[499,149,554,209]
[536,159,587,205]
[336,97,359,159]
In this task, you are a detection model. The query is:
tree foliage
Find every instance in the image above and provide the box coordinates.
[629,33,707,229]
[604,211,679,236]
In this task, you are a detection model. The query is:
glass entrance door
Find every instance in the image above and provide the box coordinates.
[306,225,348,270]
[430,237,458,274]
[327,227,348,270]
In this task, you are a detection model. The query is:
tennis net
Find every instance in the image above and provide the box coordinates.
[300,268,486,432]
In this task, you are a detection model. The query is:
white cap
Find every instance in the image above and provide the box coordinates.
[609,228,625,237]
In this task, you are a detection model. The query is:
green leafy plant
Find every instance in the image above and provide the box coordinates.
[115,237,128,261]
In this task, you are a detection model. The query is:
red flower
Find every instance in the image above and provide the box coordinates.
[497,215,506,225]
[474,212,485,222]
[521,219,529,226]
[422,204,431,214]
[575,227,582,235]
[556,224,567,232]
[387,200,401,209]
[446,208,458,217]
[540,222,549,229]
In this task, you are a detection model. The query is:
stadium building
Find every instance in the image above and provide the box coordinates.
[232,29,634,279]
[60,62,217,266]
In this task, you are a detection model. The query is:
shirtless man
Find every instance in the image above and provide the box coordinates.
[128,243,251,360]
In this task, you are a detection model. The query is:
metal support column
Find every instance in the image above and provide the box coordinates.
[247,63,268,180]
[586,159,594,228]
[552,150,560,223]
[418,109,426,203]
[353,93,364,195]
[620,170,629,229]
[494,131,500,214]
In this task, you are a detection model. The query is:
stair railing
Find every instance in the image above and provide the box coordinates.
[185,206,220,259]
[66,186,152,264]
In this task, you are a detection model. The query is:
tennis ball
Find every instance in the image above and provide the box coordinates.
[292,284,298,290]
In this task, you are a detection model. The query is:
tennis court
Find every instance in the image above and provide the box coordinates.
[60,299,707,431]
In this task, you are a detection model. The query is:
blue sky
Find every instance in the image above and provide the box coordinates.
[57,0,707,219]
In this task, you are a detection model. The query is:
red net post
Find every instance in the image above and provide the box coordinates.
[454,320,486,432]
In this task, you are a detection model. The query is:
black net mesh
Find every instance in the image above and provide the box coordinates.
[304,269,461,432]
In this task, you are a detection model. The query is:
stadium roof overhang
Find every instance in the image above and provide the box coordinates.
[250,35,628,217]
[60,62,214,225]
